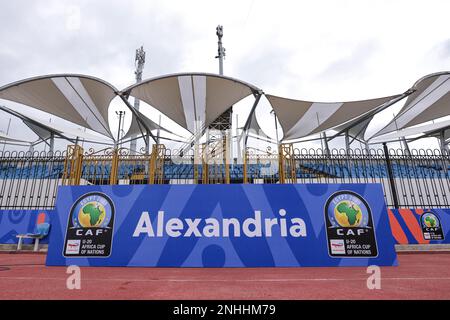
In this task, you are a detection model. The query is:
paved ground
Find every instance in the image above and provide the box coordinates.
[0,252,449,300]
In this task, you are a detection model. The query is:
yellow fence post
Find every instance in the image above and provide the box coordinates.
[290,144,297,184]
[149,144,165,185]
[193,143,199,184]
[62,145,84,186]
[149,145,156,184]
[74,146,83,185]
[278,143,296,184]
[202,144,209,184]
[243,149,248,184]
[202,160,208,184]
[156,145,165,184]
[224,135,230,184]
[278,145,285,184]
[109,148,119,185]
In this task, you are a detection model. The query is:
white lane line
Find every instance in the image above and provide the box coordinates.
[1,277,450,282]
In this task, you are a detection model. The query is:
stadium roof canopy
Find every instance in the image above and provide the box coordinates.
[333,117,373,142]
[373,72,450,138]
[0,131,32,145]
[0,74,118,139]
[266,94,401,141]
[121,73,261,133]
[0,105,112,144]
[122,107,174,140]
[246,110,276,143]
[1,71,449,146]
[370,119,450,144]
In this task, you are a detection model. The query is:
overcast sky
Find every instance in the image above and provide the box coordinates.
[0,0,449,151]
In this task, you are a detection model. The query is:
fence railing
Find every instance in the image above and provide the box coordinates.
[0,150,66,209]
[0,145,449,209]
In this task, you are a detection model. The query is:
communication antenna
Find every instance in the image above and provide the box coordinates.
[135,46,146,84]
[215,25,226,75]
[130,46,146,154]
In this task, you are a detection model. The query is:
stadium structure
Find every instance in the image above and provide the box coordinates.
[0,28,448,214]
[0,70,448,210]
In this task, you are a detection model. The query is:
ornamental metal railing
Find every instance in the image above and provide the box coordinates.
[0,145,449,209]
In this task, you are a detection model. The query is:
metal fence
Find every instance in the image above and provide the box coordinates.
[288,147,450,208]
[0,146,449,209]
[0,150,66,209]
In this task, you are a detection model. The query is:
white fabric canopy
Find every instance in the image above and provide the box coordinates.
[370,119,450,144]
[334,116,373,142]
[373,72,450,137]
[123,108,173,140]
[247,111,276,142]
[0,131,32,145]
[0,74,118,139]
[266,94,400,140]
[23,120,55,142]
[0,105,112,143]
[121,73,260,133]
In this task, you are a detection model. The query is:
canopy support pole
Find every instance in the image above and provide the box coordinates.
[236,114,241,162]
[241,91,263,150]
[401,137,411,156]
[439,130,448,153]
[145,134,150,154]
[344,130,350,152]
[322,132,330,155]
[157,115,161,145]
[270,109,280,154]
[49,132,55,154]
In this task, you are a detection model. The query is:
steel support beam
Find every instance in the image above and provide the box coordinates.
[241,91,263,149]
[119,94,158,147]
[327,91,413,143]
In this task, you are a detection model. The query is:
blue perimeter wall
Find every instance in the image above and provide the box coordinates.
[0,210,52,244]
[45,184,398,267]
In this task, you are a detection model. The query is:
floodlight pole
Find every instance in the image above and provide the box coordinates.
[130,46,146,154]
[214,25,233,171]
[215,25,226,75]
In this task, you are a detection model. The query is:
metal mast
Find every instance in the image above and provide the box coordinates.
[130,46,146,154]
[215,25,225,75]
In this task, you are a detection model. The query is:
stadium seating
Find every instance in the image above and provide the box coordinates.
[0,162,449,181]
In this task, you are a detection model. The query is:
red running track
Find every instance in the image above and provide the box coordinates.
[0,252,449,300]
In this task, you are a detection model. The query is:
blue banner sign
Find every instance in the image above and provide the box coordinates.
[46,184,398,267]
[0,210,53,244]
[389,208,450,244]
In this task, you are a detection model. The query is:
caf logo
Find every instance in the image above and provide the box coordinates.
[420,211,444,241]
[63,192,115,257]
[325,191,378,258]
